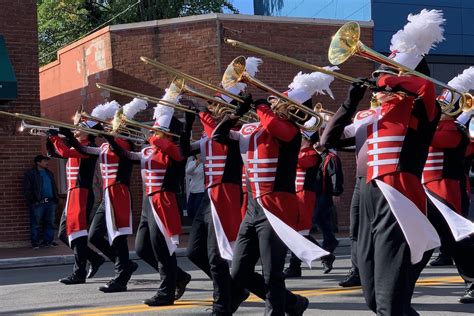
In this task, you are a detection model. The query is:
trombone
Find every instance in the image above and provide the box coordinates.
[111,108,180,138]
[96,83,196,114]
[328,21,472,116]
[73,104,147,141]
[139,57,258,123]
[0,111,143,142]
[223,55,323,131]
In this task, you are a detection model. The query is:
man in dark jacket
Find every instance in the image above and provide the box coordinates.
[23,155,59,248]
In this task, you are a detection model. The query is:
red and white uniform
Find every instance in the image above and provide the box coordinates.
[49,136,96,244]
[189,111,244,260]
[343,75,442,263]
[128,135,184,255]
[225,103,329,266]
[295,147,321,234]
[422,119,474,240]
[82,139,133,244]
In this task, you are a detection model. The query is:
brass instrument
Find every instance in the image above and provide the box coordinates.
[73,104,147,141]
[223,55,323,131]
[328,21,472,116]
[96,83,196,114]
[19,121,59,137]
[314,103,335,122]
[0,111,143,142]
[224,38,365,86]
[112,108,180,138]
[139,57,257,123]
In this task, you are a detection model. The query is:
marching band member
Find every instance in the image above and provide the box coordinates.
[184,57,261,315]
[213,74,330,314]
[320,9,445,314]
[46,103,114,285]
[422,68,474,304]
[106,93,191,306]
[269,70,338,279]
[65,100,141,293]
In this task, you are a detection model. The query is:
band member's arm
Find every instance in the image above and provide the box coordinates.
[46,138,66,159]
[181,110,201,157]
[377,75,438,121]
[320,81,367,149]
[60,130,101,156]
[103,135,141,162]
[149,136,185,162]
[255,100,298,142]
[212,115,240,144]
[48,130,90,158]
[199,111,217,138]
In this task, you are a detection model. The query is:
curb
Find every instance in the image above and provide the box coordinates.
[0,238,350,269]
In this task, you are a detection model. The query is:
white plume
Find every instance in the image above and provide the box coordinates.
[288,66,339,100]
[153,89,179,121]
[448,67,474,94]
[245,57,263,77]
[91,100,120,120]
[390,9,445,56]
[122,98,148,119]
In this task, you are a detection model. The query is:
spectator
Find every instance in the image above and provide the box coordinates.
[185,155,205,220]
[23,155,59,248]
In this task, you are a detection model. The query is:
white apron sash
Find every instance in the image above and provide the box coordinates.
[209,190,235,261]
[424,187,474,241]
[148,196,180,256]
[256,199,329,267]
[375,180,440,264]
[104,188,133,245]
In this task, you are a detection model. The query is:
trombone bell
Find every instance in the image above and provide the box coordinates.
[328,22,361,66]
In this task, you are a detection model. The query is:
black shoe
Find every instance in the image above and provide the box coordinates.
[283,267,302,278]
[322,254,335,274]
[50,241,59,247]
[429,254,453,266]
[231,289,250,313]
[339,269,361,287]
[459,290,474,304]
[59,273,85,285]
[98,280,127,293]
[175,272,191,300]
[87,256,105,279]
[286,294,309,316]
[143,294,174,306]
[32,243,40,249]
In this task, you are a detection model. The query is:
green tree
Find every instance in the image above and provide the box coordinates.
[38,0,238,66]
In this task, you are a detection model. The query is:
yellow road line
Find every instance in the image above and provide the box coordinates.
[37,275,464,316]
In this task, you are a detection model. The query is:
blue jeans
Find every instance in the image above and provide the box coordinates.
[30,201,57,245]
[187,192,205,220]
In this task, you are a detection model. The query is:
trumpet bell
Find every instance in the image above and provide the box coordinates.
[328,22,361,66]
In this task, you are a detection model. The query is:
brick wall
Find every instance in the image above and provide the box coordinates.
[0,0,41,245]
[40,14,375,236]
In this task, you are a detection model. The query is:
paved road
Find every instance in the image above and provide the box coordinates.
[0,248,471,315]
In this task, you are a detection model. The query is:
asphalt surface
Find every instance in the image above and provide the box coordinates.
[0,247,472,315]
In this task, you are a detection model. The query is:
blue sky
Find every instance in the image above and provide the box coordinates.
[228,0,371,21]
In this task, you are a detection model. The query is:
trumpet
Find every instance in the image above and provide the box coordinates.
[328,21,472,116]
[140,57,257,123]
[0,111,143,142]
[19,121,59,137]
[223,55,323,131]
[73,104,147,141]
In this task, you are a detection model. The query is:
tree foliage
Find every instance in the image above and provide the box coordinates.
[38,0,238,66]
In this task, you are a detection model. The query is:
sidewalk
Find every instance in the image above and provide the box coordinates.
[0,230,350,269]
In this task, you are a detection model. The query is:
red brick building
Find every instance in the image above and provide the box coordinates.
[39,13,375,233]
[0,0,41,246]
